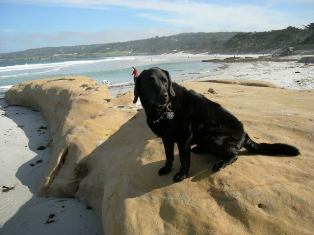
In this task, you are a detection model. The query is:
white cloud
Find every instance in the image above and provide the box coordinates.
[137,2,312,32]
[2,0,313,31]
[276,0,314,3]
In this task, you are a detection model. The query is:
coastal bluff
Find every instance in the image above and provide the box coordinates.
[5,77,314,235]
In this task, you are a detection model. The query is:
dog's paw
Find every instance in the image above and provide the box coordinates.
[173,172,187,182]
[213,157,238,172]
[158,165,172,175]
[212,161,225,172]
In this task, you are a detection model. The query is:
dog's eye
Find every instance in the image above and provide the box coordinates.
[161,77,167,82]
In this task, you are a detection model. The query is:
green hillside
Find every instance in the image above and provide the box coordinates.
[223,27,312,54]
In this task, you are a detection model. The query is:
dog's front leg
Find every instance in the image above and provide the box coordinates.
[158,138,174,175]
[173,141,191,182]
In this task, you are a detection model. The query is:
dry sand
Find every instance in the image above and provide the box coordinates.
[1,60,314,235]
[199,60,314,90]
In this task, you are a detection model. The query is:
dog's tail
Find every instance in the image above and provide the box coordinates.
[243,134,299,156]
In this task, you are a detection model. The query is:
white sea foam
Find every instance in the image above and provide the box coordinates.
[0,85,13,95]
[0,85,12,89]
[0,67,63,79]
[1,73,32,78]
[108,81,133,87]
[0,56,136,73]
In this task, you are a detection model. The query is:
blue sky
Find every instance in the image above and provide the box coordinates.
[0,0,313,53]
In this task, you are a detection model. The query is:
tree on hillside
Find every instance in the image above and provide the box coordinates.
[304,23,314,30]
[301,23,314,45]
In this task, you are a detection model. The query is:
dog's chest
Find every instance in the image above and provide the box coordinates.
[148,119,181,139]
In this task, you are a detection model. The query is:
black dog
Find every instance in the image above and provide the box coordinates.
[133,67,299,182]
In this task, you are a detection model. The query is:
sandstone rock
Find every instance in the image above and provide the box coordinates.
[5,77,314,235]
[5,77,136,197]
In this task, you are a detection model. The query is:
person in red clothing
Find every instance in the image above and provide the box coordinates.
[132,66,139,82]
[132,66,139,104]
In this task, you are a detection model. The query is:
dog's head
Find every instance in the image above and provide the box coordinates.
[133,67,175,115]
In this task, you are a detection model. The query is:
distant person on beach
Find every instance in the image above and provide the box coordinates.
[132,66,140,105]
[132,66,139,82]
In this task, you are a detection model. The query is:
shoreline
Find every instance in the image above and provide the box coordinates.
[0,52,213,85]
[2,59,313,99]
[2,53,313,98]
[108,59,314,97]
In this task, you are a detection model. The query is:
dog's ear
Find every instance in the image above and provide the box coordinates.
[162,69,175,97]
[133,75,140,103]
[133,79,139,103]
[133,86,138,104]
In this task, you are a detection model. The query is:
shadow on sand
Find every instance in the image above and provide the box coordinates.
[0,101,102,235]
[77,109,297,203]
[76,110,223,202]
[1,100,49,193]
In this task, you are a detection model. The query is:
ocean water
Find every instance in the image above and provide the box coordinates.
[0,54,220,97]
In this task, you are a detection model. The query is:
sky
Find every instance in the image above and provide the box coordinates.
[0,0,313,53]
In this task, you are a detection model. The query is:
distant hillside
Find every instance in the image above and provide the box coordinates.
[223,27,313,54]
[0,27,313,66]
[0,32,237,66]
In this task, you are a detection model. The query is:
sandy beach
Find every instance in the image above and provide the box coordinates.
[201,59,314,89]
[0,99,102,235]
[109,56,314,97]
[1,58,314,235]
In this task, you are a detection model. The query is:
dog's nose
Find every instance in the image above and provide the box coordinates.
[161,93,168,101]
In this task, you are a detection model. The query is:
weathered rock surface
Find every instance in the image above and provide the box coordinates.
[5,77,314,235]
[5,77,136,197]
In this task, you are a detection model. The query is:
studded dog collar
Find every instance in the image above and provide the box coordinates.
[152,103,175,124]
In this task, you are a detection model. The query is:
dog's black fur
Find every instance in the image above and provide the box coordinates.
[134,67,299,182]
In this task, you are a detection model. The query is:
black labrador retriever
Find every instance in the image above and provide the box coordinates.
[133,67,299,182]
